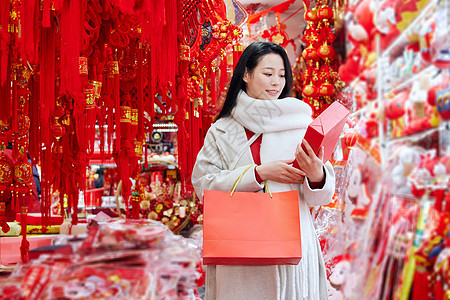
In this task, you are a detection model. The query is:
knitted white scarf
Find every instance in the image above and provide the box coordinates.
[231,91,313,192]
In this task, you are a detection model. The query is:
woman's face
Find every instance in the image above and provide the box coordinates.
[243,53,286,100]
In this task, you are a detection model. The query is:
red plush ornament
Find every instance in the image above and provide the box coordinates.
[318,42,336,63]
[302,45,319,62]
[317,6,333,21]
[302,84,318,98]
[385,92,408,120]
[304,8,318,24]
[318,82,334,98]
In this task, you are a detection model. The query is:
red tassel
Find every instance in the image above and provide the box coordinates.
[60,0,82,97]
[144,135,148,169]
[20,0,38,64]
[220,55,227,99]
[131,194,140,219]
[11,78,18,133]
[211,64,216,107]
[39,20,56,227]
[233,44,242,69]
[0,65,11,126]
[42,0,50,28]
[202,70,208,111]
[0,201,10,233]
[72,189,78,225]
[113,62,121,153]
[148,48,155,118]
[137,44,144,141]
[20,207,29,263]
[0,0,10,86]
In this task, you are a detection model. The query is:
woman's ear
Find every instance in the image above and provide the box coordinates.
[243,69,249,83]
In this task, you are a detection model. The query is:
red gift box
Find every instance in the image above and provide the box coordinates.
[294,101,350,167]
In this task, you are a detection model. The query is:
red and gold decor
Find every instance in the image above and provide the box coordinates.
[301,0,343,117]
[0,0,240,230]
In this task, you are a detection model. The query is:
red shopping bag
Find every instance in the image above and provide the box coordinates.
[203,189,301,265]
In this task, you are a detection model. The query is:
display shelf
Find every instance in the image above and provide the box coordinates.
[384,65,438,94]
[382,0,438,57]
[386,126,439,144]
[144,160,178,170]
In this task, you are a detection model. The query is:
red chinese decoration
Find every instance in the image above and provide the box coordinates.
[301,0,343,117]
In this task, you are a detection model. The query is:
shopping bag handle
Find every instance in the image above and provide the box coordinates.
[230,164,272,198]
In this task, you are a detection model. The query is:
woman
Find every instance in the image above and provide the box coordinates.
[192,41,335,300]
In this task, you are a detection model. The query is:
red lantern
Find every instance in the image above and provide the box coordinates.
[52,119,66,141]
[304,9,318,24]
[14,161,33,186]
[318,42,336,62]
[319,83,334,98]
[317,6,333,21]
[302,45,319,62]
[0,157,13,188]
[302,84,318,98]
[343,131,358,148]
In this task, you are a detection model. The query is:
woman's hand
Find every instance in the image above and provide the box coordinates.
[295,139,324,183]
[256,160,306,184]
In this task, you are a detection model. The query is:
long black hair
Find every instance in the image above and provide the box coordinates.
[216,41,293,120]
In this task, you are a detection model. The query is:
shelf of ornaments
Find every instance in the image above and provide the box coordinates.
[379,0,439,59]
[346,0,442,93]
[381,55,448,142]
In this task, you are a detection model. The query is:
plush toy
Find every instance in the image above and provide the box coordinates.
[347,0,375,53]
[419,15,436,64]
[346,166,373,218]
[326,254,353,299]
[364,112,379,139]
[375,0,400,51]
[408,152,437,198]
[385,91,408,138]
[339,0,376,83]
[436,88,450,120]
[390,146,421,195]
[338,47,363,83]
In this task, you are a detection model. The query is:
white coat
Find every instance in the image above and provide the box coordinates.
[192,116,335,300]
